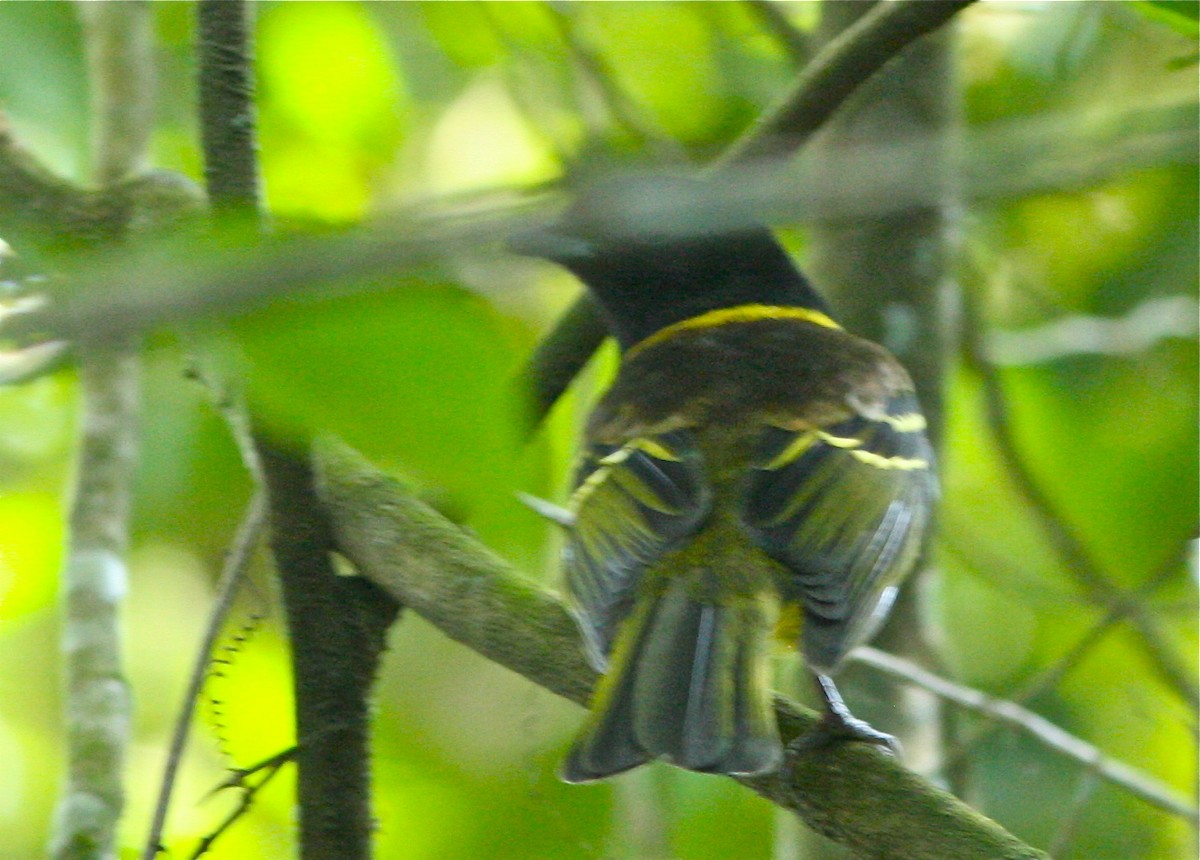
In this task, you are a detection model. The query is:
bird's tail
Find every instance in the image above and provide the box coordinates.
[561,580,782,783]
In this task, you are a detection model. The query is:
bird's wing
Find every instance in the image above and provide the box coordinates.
[564,429,712,670]
[742,390,936,670]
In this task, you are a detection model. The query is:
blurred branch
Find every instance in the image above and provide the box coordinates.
[744,0,812,67]
[544,2,687,162]
[986,296,1199,366]
[851,647,1197,824]
[0,115,110,248]
[52,344,140,860]
[314,438,1047,860]
[961,285,1200,709]
[84,1,154,186]
[50,5,155,859]
[0,98,1191,353]
[943,536,1195,769]
[715,0,976,168]
[0,338,69,385]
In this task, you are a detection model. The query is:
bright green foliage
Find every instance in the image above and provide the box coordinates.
[0,2,1195,859]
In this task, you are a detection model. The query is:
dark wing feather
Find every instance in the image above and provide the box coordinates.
[564,429,712,670]
[743,392,935,671]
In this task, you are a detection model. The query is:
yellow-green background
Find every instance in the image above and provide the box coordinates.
[0,2,1195,858]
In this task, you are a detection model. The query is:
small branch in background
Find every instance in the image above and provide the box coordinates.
[713,0,977,169]
[81,1,154,187]
[51,4,155,859]
[315,438,1048,860]
[52,345,141,860]
[1045,769,1101,860]
[140,490,267,860]
[942,537,1194,771]
[0,339,69,385]
[850,647,1197,824]
[961,284,1199,709]
[187,749,291,860]
[744,0,812,68]
[544,2,687,162]
[0,114,112,249]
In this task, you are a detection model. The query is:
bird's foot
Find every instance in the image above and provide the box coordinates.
[787,672,900,757]
[787,708,900,757]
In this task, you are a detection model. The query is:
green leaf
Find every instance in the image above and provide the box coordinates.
[234,283,537,553]
[1130,0,1200,36]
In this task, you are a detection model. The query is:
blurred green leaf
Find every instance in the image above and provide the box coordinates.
[576,3,725,143]
[234,283,540,555]
[258,1,408,219]
[0,492,63,620]
[1131,0,1200,36]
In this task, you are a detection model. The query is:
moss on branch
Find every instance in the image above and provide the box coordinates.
[314,439,1046,860]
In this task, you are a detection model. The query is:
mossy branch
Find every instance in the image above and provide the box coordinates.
[313,439,1046,860]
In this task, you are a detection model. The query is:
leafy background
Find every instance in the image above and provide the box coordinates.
[0,2,1195,858]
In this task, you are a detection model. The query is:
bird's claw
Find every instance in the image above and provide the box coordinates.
[787,710,901,757]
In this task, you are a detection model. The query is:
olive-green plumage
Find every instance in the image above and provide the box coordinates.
[515,177,936,782]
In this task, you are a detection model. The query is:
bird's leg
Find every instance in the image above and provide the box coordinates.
[787,672,899,755]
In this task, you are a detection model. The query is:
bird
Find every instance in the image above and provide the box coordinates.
[513,176,936,783]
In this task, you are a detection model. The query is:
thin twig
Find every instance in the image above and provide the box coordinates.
[1045,768,1101,859]
[744,0,812,68]
[139,491,267,860]
[188,753,289,860]
[544,2,686,161]
[850,647,1197,824]
[961,283,1199,708]
[943,537,1194,770]
[207,745,297,796]
[713,0,977,169]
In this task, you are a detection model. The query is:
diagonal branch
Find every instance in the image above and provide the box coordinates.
[140,490,266,860]
[961,283,1199,709]
[713,0,976,168]
[850,647,1197,823]
[940,536,1195,775]
[314,438,1046,860]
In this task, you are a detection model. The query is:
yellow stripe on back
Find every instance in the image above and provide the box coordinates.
[624,304,841,361]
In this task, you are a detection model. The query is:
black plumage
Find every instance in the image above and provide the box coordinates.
[516,177,936,782]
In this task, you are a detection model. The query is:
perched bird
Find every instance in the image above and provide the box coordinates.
[515,178,936,783]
